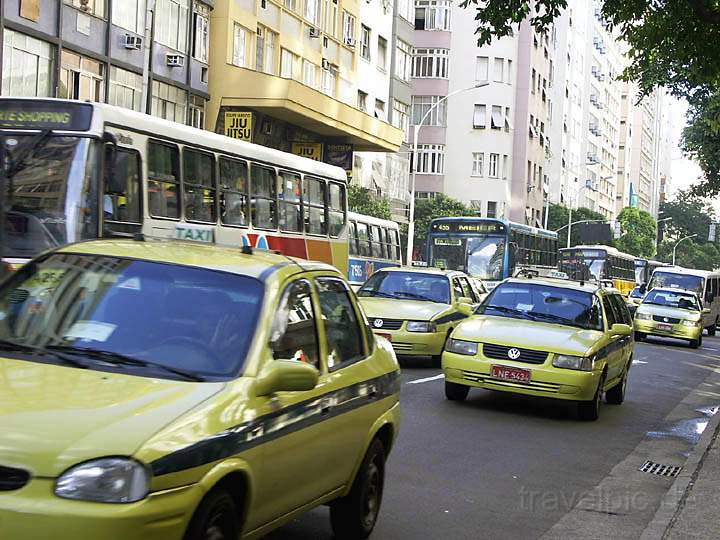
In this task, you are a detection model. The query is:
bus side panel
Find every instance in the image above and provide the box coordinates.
[262,234,308,258]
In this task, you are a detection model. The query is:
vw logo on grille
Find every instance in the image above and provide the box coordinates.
[664,317,669,323]
[373,319,384,328]
[507,348,521,360]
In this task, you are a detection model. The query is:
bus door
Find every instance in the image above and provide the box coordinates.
[102,136,143,238]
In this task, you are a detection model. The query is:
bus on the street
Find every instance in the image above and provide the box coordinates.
[347,211,401,287]
[426,217,558,289]
[559,245,636,294]
[0,98,349,273]
[635,258,669,285]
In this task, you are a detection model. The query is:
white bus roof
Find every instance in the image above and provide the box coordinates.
[561,245,635,259]
[348,211,399,229]
[652,266,719,278]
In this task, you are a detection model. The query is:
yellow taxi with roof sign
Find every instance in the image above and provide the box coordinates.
[634,287,708,348]
[0,239,400,540]
[442,277,635,420]
[357,267,482,366]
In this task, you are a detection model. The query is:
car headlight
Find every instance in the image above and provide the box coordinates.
[553,354,595,371]
[682,319,701,327]
[445,338,478,356]
[55,458,150,503]
[407,321,437,333]
[635,312,652,320]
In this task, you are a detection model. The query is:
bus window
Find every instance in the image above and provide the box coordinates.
[370,226,383,258]
[279,171,302,232]
[251,164,277,229]
[328,183,346,238]
[103,147,141,224]
[303,176,327,235]
[383,228,393,260]
[183,149,216,223]
[349,222,359,255]
[391,229,401,261]
[148,141,180,219]
[357,223,371,256]
[219,157,248,226]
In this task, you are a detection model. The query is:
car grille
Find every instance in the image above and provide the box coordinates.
[653,315,681,324]
[0,465,30,491]
[461,370,561,393]
[482,343,549,365]
[369,318,403,330]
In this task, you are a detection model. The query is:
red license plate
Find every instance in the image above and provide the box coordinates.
[375,332,392,342]
[657,323,673,332]
[491,365,531,384]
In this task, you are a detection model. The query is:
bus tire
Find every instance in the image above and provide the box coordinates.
[635,332,645,342]
[708,320,717,337]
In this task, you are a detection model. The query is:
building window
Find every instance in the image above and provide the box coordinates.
[397,0,413,22]
[487,201,497,218]
[473,104,486,129]
[377,36,388,71]
[411,95,446,126]
[416,191,438,199]
[493,57,504,82]
[1,30,55,97]
[306,0,320,26]
[392,99,410,137]
[395,39,412,82]
[414,0,451,31]
[412,48,449,78]
[375,99,386,121]
[324,0,338,37]
[108,66,143,111]
[256,26,277,74]
[189,95,206,128]
[322,66,337,97]
[233,24,250,67]
[192,3,210,63]
[285,0,298,12]
[303,59,318,88]
[280,48,298,79]
[59,50,104,102]
[471,152,484,177]
[155,0,189,52]
[360,25,371,61]
[151,80,188,124]
[415,144,445,174]
[475,56,488,82]
[491,105,503,129]
[65,0,105,18]
[502,154,509,179]
[112,0,146,34]
[357,90,368,111]
[343,11,356,45]
[488,153,499,178]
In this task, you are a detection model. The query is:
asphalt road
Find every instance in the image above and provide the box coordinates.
[264,336,720,540]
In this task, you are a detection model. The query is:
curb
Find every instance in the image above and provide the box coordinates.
[639,400,720,540]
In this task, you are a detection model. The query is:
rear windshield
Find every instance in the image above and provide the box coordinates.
[0,253,264,380]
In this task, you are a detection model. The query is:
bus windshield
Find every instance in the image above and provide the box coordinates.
[430,235,506,281]
[560,250,606,281]
[649,271,705,296]
[0,134,100,259]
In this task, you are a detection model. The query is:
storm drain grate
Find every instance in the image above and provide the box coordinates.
[639,461,682,477]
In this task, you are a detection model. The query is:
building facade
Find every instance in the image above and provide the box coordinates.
[1,0,214,127]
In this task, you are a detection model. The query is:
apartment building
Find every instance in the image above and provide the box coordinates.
[1,0,213,127]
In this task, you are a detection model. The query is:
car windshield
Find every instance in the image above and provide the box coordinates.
[649,271,705,297]
[643,290,701,311]
[430,235,506,281]
[358,271,451,303]
[0,253,264,380]
[479,282,603,330]
[629,287,643,299]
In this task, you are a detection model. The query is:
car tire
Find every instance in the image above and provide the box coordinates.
[691,336,702,349]
[634,331,645,342]
[330,439,386,540]
[183,487,239,540]
[431,354,442,368]
[708,321,717,337]
[445,381,469,401]
[606,365,629,405]
[578,374,604,421]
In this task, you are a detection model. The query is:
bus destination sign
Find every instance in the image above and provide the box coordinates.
[432,221,505,234]
[0,100,93,131]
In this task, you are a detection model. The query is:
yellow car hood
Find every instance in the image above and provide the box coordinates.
[0,357,224,477]
[453,316,604,356]
[359,296,453,321]
[637,304,701,321]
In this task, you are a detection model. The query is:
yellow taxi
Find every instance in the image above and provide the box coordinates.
[442,277,634,420]
[634,287,708,348]
[0,239,400,540]
[357,267,481,366]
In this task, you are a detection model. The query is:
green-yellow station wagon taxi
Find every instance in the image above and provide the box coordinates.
[634,287,708,348]
[0,239,400,540]
[357,267,480,365]
[442,278,635,420]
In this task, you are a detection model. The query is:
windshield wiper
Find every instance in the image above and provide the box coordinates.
[526,311,586,329]
[360,291,400,299]
[395,291,444,303]
[46,345,205,382]
[0,338,88,369]
[483,305,536,320]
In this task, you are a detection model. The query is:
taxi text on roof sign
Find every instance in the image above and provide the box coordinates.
[175,224,215,243]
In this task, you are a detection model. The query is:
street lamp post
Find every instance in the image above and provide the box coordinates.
[672,234,697,266]
[656,217,672,254]
[406,81,490,265]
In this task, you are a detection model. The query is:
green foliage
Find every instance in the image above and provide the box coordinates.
[547,204,606,248]
[657,240,720,271]
[411,194,476,258]
[682,93,720,197]
[658,190,716,241]
[347,185,392,221]
[615,208,656,258]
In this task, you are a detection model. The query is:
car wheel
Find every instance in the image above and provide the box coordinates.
[578,374,604,421]
[445,381,469,401]
[606,365,629,405]
[330,439,385,540]
[691,336,702,349]
[184,488,239,540]
[634,331,645,342]
[431,354,442,368]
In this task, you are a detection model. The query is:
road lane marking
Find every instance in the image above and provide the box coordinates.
[633,359,648,365]
[407,374,444,385]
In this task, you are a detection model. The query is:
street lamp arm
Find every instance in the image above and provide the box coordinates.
[672,234,698,266]
[554,219,607,234]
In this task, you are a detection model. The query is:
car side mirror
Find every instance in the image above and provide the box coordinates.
[456,302,475,317]
[639,283,647,294]
[702,308,712,315]
[457,296,473,305]
[611,323,632,337]
[255,360,319,397]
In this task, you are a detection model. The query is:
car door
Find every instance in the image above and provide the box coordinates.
[606,294,631,382]
[457,276,481,307]
[601,294,624,383]
[610,293,634,367]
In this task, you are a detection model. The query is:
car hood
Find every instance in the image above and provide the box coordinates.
[453,316,604,356]
[359,297,453,321]
[637,304,701,321]
[0,357,224,477]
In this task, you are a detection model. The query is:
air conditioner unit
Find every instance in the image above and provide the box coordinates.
[322,58,331,70]
[593,36,601,46]
[594,7,602,18]
[122,34,143,50]
[599,73,606,81]
[345,37,356,48]
[591,66,599,75]
[309,27,321,38]
[166,54,184,67]
[590,94,598,104]
[587,153,599,163]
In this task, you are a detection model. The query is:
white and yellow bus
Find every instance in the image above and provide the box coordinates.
[0,98,349,273]
[559,245,636,295]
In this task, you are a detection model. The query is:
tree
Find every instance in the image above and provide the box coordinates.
[348,184,392,221]
[615,208,656,258]
[657,239,720,270]
[408,194,476,260]
[658,190,716,242]
[546,203,607,248]
[682,93,720,197]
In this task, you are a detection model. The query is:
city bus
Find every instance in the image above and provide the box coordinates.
[558,245,636,294]
[347,211,401,288]
[635,258,669,285]
[426,217,559,289]
[0,98,348,273]
[647,266,720,335]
